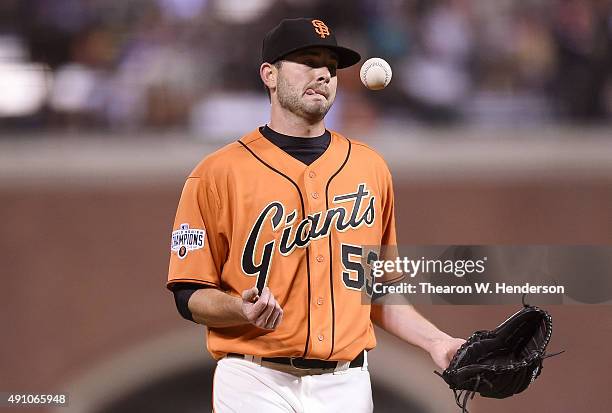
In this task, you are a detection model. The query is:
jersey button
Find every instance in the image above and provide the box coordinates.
[312,192,319,199]
[308,171,316,178]
[316,255,324,263]
[317,297,324,305]
[318,334,324,341]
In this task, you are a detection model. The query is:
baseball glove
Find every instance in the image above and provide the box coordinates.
[435,300,563,412]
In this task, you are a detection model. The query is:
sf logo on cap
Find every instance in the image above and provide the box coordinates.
[312,19,330,38]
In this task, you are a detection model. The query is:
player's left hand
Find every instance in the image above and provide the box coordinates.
[428,337,466,371]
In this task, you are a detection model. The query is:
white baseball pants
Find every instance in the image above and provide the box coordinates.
[212,356,373,412]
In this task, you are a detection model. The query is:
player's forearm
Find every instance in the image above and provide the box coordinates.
[371,303,451,353]
[188,288,248,328]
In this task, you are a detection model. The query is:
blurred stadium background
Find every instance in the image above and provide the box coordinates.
[1,0,611,412]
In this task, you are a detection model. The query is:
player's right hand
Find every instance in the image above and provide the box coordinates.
[241,287,283,330]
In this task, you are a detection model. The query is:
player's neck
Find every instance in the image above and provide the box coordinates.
[269,106,326,138]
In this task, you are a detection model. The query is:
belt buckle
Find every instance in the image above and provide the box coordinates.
[289,357,312,370]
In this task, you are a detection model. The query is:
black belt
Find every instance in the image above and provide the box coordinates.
[227,351,365,370]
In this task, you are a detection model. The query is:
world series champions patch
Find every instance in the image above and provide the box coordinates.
[171,223,205,259]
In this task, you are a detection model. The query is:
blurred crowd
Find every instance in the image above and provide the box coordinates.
[0,0,611,136]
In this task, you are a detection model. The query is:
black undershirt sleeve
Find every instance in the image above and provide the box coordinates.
[172,125,331,322]
[171,283,203,322]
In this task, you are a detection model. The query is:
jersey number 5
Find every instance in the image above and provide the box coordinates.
[341,244,377,296]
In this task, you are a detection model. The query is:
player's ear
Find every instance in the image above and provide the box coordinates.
[260,63,277,91]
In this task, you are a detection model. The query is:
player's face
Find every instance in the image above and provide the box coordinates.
[275,47,339,122]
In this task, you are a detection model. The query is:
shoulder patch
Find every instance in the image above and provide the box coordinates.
[171,223,205,259]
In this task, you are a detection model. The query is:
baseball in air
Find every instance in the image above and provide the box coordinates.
[360,58,392,90]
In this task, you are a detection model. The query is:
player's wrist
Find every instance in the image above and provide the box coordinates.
[429,333,452,342]
[235,296,251,324]
[425,333,453,353]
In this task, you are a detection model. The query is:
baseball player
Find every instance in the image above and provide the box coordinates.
[168,18,464,412]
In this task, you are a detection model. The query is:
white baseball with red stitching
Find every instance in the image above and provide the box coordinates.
[360,57,392,90]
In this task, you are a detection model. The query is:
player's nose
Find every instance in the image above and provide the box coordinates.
[314,67,331,84]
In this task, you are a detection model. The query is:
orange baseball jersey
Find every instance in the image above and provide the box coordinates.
[167,128,399,361]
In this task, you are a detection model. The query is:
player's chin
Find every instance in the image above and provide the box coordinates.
[304,99,330,113]
[302,107,328,121]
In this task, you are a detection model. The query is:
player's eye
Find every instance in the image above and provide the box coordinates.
[300,57,337,76]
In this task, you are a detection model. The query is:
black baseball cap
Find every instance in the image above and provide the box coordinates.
[262,18,361,69]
